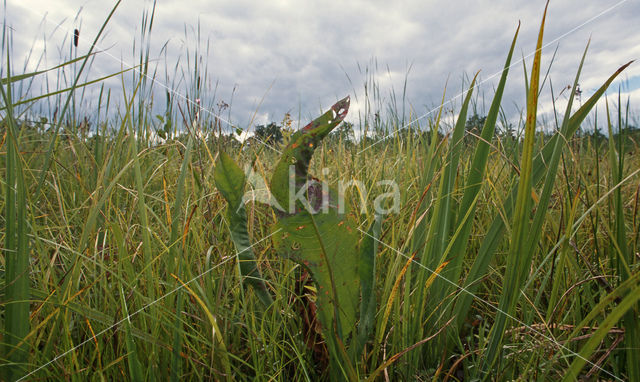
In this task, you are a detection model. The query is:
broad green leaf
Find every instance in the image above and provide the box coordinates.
[214,151,245,209]
[270,96,351,210]
[355,214,381,356]
[270,96,359,379]
[214,151,273,307]
[270,96,357,338]
[273,207,360,340]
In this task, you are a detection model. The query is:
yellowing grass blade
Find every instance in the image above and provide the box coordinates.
[482,1,548,373]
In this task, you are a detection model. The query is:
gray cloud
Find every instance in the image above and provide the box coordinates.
[5,0,640,132]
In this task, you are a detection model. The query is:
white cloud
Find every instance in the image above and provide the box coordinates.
[233,129,254,143]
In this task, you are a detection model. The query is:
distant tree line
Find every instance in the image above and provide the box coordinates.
[242,113,640,149]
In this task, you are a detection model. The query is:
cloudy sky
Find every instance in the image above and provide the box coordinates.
[5,0,640,133]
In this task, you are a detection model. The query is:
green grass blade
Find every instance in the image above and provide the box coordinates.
[481,2,548,373]
[169,136,194,382]
[415,72,477,348]
[606,91,640,380]
[119,287,144,382]
[0,52,97,85]
[424,72,478,269]
[455,61,633,341]
[515,41,590,327]
[77,151,137,252]
[33,0,122,200]
[408,85,448,256]
[0,67,136,112]
[1,50,30,381]
[123,79,160,375]
[562,279,640,381]
[566,265,640,341]
[447,24,519,330]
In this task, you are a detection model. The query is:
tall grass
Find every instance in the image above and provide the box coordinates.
[1,2,639,381]
[1,37,30,381]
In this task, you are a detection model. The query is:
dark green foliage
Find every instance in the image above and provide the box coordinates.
[465,113,487,140]
[255,122,284,144]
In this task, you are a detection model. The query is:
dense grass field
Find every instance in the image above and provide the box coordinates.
[2,3,640,381]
